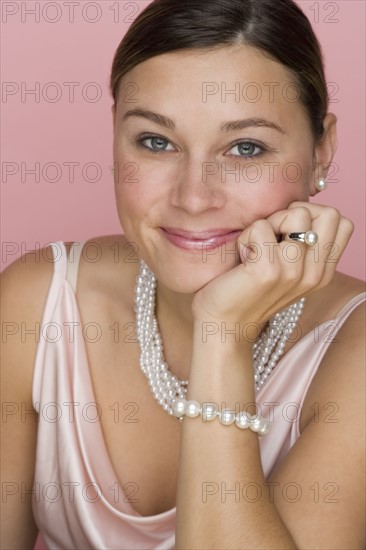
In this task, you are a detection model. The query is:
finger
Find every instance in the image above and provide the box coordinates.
[266,202,344,295]
[265,206,313,274]
[239,210,313,283]
[236,218,309,318]
[266,205,313,239]
[285,202,350,290]
[237,218,308,304]
[319,216,354,285]
[237,218,278,267]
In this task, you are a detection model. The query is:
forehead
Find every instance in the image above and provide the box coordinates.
[116,44,309,129]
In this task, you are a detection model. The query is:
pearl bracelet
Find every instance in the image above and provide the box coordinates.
[172,398,271,436]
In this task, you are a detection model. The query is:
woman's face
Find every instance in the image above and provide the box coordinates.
[112,44,320,293]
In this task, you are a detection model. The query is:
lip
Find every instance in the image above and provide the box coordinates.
[160,227,243,251]
[162,227,241,239]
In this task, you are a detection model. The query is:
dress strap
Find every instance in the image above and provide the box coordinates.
[65,241,86,294]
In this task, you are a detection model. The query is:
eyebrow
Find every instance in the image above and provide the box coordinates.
[121,108,286,134]
[122,108,176,130]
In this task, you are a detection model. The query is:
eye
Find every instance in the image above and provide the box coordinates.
[136,134,175,152]
[227,141,264,158]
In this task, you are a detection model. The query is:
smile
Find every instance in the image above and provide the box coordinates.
[159,227,243,251]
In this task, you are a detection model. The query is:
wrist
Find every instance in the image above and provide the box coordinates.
[172,397,272,435]
[193,317,256,352]
[188,323,256,405]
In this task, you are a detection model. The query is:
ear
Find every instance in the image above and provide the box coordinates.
[309,112,338,196]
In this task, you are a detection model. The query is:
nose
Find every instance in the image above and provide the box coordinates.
[170,157,226,214]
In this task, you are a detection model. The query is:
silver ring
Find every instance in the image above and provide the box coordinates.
[286,231,318,245]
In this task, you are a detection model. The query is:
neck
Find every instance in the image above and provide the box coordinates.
[156,280,195,333]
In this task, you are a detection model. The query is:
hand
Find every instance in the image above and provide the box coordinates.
[191,201,354,325]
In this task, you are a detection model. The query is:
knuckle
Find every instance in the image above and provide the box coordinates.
[289,206,311,221]
[324,206,341,222]
[287,200,307,209]
[251,219,270,232]
[279,207,311,234]
[296,206,311,217]
[340,216,355,234]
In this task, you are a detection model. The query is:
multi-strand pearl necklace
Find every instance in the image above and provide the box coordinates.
[135,259,306,415]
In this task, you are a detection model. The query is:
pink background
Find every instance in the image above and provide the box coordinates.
[0,2,364,549]
[1,0,365,280]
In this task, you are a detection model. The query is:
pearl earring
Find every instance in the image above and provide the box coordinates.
[315,178,327,191]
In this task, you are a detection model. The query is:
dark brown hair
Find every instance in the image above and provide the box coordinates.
[110,0,328,139]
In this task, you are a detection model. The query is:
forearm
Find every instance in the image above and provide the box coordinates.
[175,324,297,550]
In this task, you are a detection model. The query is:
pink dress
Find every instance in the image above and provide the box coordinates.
[32,241,365,550]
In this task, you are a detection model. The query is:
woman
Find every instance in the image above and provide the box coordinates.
[1,0,365,548]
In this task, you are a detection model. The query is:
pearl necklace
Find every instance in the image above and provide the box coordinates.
[135,259,306,415]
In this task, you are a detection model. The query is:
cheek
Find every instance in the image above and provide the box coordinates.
[114,161,168,226]
[230,162,310,224]
[114,181,147,233]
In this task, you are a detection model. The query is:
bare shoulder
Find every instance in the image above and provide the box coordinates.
[0,234,136,398]
[328,270,365,301]
[79,233,139,269]
[1,243,58,402]
[268,274,365,548]
[296,270,365,424]
[306,270,365,322]
[77,233,139,308]
[305,272,365,408]
[301,271,365,423]
[1,243,55,300]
